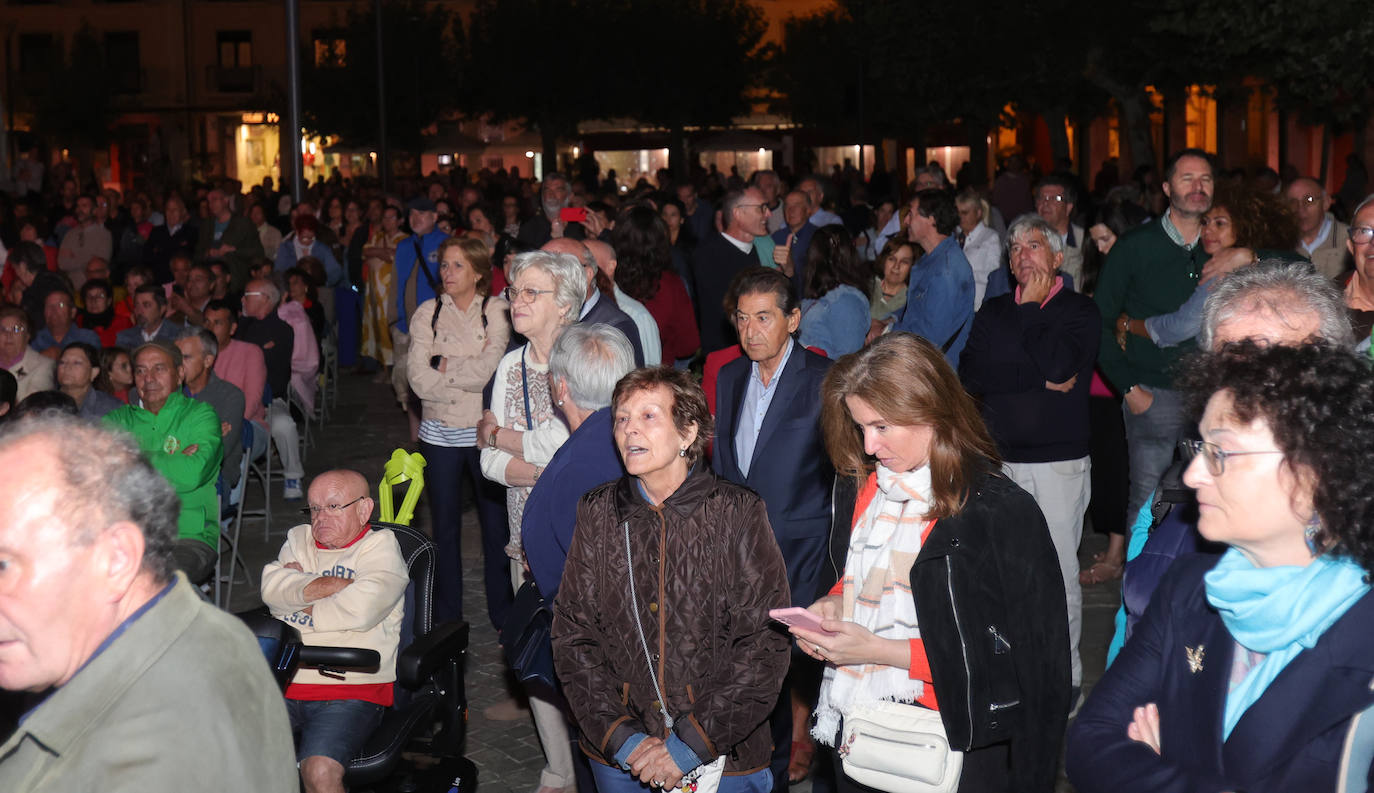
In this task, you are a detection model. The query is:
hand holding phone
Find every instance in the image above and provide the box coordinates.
[769,607,838,635]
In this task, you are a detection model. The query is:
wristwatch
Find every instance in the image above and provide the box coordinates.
[488,426,500,450]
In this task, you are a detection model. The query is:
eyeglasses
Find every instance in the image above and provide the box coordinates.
[734,203,768,212]
[1036,194,1067,205]
[0,325,27,335]
[300,496,364,519]
[1349,226,1374,244]
[503,286,555,303]
[242,291,266,298]
[1288,194,1320,206]
[1178,440,1282,476]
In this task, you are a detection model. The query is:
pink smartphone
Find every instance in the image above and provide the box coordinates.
[769,607,837,635]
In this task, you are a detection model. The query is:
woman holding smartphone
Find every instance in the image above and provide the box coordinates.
[406,236,509,624]
[789,332,1069,792]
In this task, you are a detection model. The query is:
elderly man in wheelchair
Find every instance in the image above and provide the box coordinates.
[261,469,408,793]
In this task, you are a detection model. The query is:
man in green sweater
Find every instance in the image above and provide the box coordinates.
[1093,148,1213,538]
[105,340,223,584]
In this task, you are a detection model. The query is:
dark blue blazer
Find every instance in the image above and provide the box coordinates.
[580,294,645,367]
[1067,553,1374,793]
[712,343,834,606]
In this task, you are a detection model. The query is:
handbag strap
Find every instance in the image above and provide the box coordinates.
[622,512,674,729]
[519,346,533,429]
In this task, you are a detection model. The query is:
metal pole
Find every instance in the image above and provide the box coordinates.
[285,0,304,204]
[375,0,388,192]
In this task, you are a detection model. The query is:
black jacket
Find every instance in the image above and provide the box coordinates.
[830,466,1071,792]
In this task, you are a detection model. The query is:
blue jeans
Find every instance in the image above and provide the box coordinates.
[286,698,384,766]
[1121,386,1190,527]
[590,758,772,793]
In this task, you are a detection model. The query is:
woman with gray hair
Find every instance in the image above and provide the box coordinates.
[521,323,635,600]
[476,248,586,793]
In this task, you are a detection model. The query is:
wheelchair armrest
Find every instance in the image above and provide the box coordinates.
[397,620,469,689]
[298,646,381,670]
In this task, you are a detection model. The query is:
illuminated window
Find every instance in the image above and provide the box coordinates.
[313,31,346,68]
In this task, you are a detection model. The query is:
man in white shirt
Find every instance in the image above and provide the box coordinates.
[584,239,661,365]
[1286,176,1352,280]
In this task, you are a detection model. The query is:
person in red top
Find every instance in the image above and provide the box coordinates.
[261,470,408,793]
[78,278,133,347]
[610,206,699,363]
[788,332,1070,793]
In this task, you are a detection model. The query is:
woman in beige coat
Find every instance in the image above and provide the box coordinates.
[406,236,510,622]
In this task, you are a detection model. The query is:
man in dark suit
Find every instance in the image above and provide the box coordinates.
[712,266,834,792]
[690,188,771,354]
[142,195,198,284]
[543,238,644,366]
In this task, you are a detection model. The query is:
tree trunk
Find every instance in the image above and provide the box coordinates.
[1045,109,1071,166]
[669,123,688,183]
[1319,124,1332,184]
[966,120,990,188]
[541,125,559,177]
[1118,93,1155,177]
[1076,112,1093,184]
[1277,109,1289,171]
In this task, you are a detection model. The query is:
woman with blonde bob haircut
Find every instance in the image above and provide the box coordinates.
[788,332,1071,793]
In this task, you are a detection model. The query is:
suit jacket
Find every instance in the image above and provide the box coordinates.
[1067,553,1374,793]
[195,215,265,291]
[580,292,645,366]
[114,319,181,352]
[712,343,834,605]
[690,232,758,354]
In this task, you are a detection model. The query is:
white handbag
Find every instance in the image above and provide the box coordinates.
[838,701,963,793]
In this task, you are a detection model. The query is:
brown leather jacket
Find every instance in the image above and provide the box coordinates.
[552,467,791,774]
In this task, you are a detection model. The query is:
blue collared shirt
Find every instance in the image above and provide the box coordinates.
[30,325,101,354]
[733,337,794,478]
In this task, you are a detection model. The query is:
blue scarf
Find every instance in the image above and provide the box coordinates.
[1205,548,1370,738]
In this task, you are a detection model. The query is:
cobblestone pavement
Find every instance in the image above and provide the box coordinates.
[229,370,1120,793]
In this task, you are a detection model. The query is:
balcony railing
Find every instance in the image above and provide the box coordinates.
[206,64,260,94]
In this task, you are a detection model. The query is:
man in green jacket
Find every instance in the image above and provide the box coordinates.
[0,414,296,792]
[1093,148,1212,541]
[105,340,222,584]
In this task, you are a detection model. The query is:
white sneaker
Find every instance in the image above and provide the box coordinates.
[284,479,303,500]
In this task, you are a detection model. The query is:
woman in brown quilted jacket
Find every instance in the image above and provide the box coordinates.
[552,367,791,793]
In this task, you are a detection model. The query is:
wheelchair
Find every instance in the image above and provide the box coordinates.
[244,520,476,792]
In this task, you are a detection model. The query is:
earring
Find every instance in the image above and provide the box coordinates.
[678,448,687,457]
[1305,514,1322,556]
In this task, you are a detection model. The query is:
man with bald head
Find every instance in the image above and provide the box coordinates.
[584,238,660,365]
[542,237,646,365]
[261,470,408,793]
[0,415,295,791]
[1285,176,1351,280]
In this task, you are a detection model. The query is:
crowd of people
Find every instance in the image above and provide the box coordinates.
[3,143,1374,793]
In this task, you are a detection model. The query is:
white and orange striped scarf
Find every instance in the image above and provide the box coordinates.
[813,464,934,744]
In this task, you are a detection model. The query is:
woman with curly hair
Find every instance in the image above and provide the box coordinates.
[1116,184,1302,348]
[1068,341,1374,793]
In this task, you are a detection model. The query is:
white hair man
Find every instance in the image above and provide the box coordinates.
[0,416,295,791]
